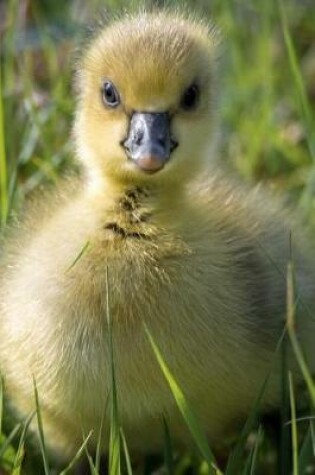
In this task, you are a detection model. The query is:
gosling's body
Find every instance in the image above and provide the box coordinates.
[0,10,314,460]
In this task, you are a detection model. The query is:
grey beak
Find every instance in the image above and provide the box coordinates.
[123,113,178,173]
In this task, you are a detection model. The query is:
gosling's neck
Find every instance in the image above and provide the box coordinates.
[85,174,186,214]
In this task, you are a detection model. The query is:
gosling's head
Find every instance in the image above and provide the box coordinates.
[74,10,220,190]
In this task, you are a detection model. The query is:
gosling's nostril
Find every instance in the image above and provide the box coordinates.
[157,135,166,146]
[134,129,144,146]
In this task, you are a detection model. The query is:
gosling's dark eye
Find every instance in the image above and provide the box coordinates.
[180,83,200,111]
[102,81,120,107]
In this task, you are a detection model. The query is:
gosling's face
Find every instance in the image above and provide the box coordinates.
[74,12,219,188]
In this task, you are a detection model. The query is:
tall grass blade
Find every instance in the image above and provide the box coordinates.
[278,0,314,161]
[12,411,36,474]
[280,330,291,475]
[12,444,24,475]
[0,422,21,460]
[288,372,298,475]
[83,442,98,475]
[286,262,315,406]
[33,378,50,475]
[95,395,109,474]
[120,428,133,475]
[106,266,121,475]
[59,430,93,475]
[144,324,221,475]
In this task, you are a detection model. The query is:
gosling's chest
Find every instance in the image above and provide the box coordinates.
[69,226,194,319]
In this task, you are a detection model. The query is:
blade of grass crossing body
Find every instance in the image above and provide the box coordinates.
[33,378,50,475]
[66,240,90,273]
[120,428,132,475]
[288,372,298,475]
[106,266,121,475]
[59,431,93,475]
[144,324,221,475]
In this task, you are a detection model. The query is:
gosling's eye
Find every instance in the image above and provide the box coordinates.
[102,81,120,107]
[180,83,200,111]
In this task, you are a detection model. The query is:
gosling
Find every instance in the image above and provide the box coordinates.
[0,9,314,462]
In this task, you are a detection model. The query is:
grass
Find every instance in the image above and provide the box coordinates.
[0,0,315,473]
[144,324,221,474]
[106,266,121,475]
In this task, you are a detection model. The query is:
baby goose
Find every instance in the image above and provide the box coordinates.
[1,9,315,463]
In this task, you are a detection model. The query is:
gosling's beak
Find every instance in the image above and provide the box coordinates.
[123,112,178,173]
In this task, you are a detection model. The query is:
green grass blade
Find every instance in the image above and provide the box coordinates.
[95,394,109,474]
[163,416,174,475]
[33,378,50,475]
[278,0,314,161]
[280,329,291,475]
[288,372,298,475]
[12,411,36,474]
[12,444,24,475]
[66,240,90,272]
[286,262,315,406]
[120,428,133,475]
[106,266,121,475]
[144,324,221,475]
[0,422,21,460]
[83,441,98,475]
[59,430,93,475]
